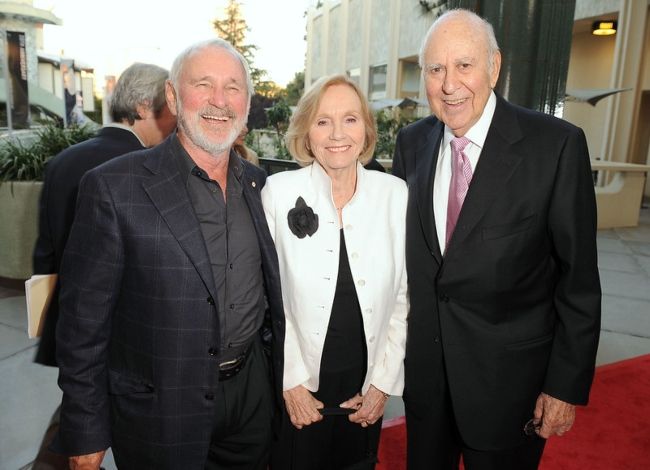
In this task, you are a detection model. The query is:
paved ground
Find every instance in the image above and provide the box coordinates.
[1,208,648,470]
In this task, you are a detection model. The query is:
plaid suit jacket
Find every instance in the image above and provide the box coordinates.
[54,134,284,469]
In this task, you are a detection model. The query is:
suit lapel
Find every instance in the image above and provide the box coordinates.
[416,120,444,264]
[446,97,525,255]
[141,138,217,301]
[241,164,278,275]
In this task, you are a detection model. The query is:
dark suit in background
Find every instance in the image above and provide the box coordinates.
[33,127,144,366]
[33,61,174,368]
[392,10,601,470]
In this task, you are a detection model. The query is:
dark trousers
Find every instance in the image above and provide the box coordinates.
[270,367,381,470]
[205,338,274,470]
[405,358,545,470]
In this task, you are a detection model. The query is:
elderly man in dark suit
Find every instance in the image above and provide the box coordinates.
[392,9,601,470]
[31,62,174,469]
[54,39,285,470]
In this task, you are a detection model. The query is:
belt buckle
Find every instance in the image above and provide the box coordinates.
[218,357,240,368]
[218,352,247,381]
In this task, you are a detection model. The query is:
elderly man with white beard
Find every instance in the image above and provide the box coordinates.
[53,39,285,470]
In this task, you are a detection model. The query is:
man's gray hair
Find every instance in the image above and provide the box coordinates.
[419,9,500,75]
[110,62,169,124]
[169,38,254,106]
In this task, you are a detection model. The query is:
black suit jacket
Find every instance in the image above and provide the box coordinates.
[33,127,145,366]
[54,135,285,468]
[392,96,601,450]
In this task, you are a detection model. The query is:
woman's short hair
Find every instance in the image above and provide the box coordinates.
[110,63,169,124]
[286,74,377,166]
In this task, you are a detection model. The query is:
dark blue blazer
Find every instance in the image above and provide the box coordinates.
[54,134,285,468]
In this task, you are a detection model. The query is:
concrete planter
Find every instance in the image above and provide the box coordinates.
[0,181,42,279]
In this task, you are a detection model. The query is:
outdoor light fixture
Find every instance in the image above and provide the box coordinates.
[592,20,617,36]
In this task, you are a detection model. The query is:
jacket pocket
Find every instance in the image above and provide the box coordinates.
[108,369,155,395]
[482,214,536,241]
[505,332,553,351]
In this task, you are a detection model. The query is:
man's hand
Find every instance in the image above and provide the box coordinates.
[341,384,389,427]
[533,392,576,438]
[69,450,106,470]
[283,385,324,429]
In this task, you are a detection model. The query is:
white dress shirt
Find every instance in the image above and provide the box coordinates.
[104,122,147,147]
[433,91,497,252]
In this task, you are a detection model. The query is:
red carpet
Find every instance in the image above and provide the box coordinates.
[377,354,650,469]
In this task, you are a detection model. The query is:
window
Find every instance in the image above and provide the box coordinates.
[369,64,387,100]
[399,60,421,98]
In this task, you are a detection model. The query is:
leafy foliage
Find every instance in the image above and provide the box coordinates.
[283,72,305,106]
[265,100,292,159]
[374,109,419,159]
[256,80,284,99]
[248,93,275,130]
[0,122,96,182]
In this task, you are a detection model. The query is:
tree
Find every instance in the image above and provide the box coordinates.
[213,0,267,86]
[265,100,292,159]
[247,93,274,130]
[256,80,284,100]
[284,71,305,106]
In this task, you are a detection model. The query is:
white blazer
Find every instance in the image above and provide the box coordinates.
[261,161,408,396]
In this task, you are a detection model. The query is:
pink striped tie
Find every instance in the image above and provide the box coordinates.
[446,136,473,248]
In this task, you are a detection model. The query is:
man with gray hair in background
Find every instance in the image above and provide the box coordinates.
[31,62,175,469]
[52,38,284,470]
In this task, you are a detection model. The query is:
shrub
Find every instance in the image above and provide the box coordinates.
[0,122,96,182]
[374,109,419,159]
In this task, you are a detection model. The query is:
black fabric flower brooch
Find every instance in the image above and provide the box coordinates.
[287,197,319,238]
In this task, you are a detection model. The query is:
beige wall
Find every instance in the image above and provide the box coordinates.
[346,0,362,70]
[563,30,617,159]
[574,0,621,20]
[327,5,344,75]
[306,0,649,185]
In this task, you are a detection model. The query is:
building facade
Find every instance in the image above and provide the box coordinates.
[1,0,95,127]
[305,0,650,196]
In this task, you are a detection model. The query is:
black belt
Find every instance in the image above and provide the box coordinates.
[218,342,253,381]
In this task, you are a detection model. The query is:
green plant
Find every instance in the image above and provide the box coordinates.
[266,100,292,159]
[0,122,96,182]
[244,131,265,158]
[374,109,419,159]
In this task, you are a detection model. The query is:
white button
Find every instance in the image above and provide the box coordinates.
[357,279,365,286]
[368,336,375,343]
[351,252,359,259]
[365,308,372,314]
[345,224,353,230]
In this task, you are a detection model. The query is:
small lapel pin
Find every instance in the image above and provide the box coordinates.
[251,181,256,188]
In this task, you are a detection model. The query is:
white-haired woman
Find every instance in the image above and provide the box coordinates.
[262,74,408,469]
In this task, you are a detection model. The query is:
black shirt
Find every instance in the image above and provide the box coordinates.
[173,137,265,362]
